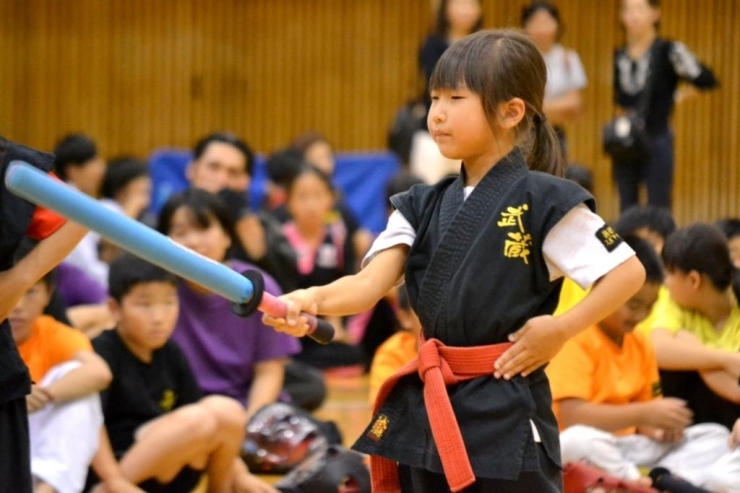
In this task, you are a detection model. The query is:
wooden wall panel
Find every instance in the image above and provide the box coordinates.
[0,0,737,224]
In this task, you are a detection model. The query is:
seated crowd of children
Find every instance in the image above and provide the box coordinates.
[8,129,740,492]
[9,130,418,492]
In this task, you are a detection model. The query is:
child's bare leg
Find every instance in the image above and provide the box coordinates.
[118,396,247,493]
[118,403,220,485]
[198,396,249,493]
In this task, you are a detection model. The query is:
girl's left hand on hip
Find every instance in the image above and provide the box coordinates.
[493,315,568,380]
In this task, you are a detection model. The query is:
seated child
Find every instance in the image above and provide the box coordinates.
[99,157,151,222]
[548,236,740,492]
[281,166,364,370]
[53,134,109,288]
[368,286,420,403]
[648,223,740,431]
[11,241,111,493]
[613,206,677,335]
[614,205,677,255]
[289,131,374,264]
[157,189,300,418]
[87,254,276,493]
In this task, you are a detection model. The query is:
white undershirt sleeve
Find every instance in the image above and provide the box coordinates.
[362,210,416,269]
[543,203,635,289]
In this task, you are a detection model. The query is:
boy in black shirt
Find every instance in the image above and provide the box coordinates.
[88,254,276,493]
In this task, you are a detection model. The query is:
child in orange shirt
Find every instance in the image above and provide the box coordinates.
[11,240,111,493]
[368,287,421,402]
[548,236,740,491]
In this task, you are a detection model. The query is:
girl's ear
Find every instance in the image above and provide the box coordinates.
[108,297,122,324]
[497,98,526,130]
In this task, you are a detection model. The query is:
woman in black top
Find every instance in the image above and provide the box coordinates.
[418,0,483,99]
[612,0,717,212]
[412,0,483,184]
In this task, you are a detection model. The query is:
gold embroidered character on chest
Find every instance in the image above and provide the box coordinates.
[497,204,532,265]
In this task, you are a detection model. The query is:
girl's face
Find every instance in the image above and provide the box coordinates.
[287,173,334,231]
[305,141,335,176]
[428,86,497,163]
[664,269,697,309]
[446,0,481,35]
[524,9,559,53]
[167,206,232,262]
[621,0,659,37]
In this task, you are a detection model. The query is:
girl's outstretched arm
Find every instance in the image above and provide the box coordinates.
[494,255,646,379]
[0,221,87,321]
[263,244,408,338]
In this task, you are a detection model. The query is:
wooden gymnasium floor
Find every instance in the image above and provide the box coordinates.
[314,373,373,445]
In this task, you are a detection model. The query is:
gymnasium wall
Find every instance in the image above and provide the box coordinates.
[0,0,737,223]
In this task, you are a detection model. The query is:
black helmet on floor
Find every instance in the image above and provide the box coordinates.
[276,445,371,493]
[241,402,341,474]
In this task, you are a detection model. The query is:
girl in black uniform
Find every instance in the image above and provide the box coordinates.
[264,30,646,492]
[0,138,87,492]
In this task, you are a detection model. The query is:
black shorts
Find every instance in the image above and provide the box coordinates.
[0,398,32,493]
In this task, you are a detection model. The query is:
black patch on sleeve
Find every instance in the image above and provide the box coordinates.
[595,224,623,252]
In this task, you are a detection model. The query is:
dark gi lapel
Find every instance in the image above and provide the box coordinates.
[416,150,528,338]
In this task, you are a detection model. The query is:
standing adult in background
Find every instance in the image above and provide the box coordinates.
[522,1,587,160]
[612,0,717,213]
[411,0,483,184]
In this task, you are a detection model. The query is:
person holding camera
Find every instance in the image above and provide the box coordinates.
[608,0,717,213]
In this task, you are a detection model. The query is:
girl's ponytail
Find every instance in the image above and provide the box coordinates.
[528,113,564,177]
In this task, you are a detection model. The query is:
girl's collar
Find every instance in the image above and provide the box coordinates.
[459,148,527,187]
